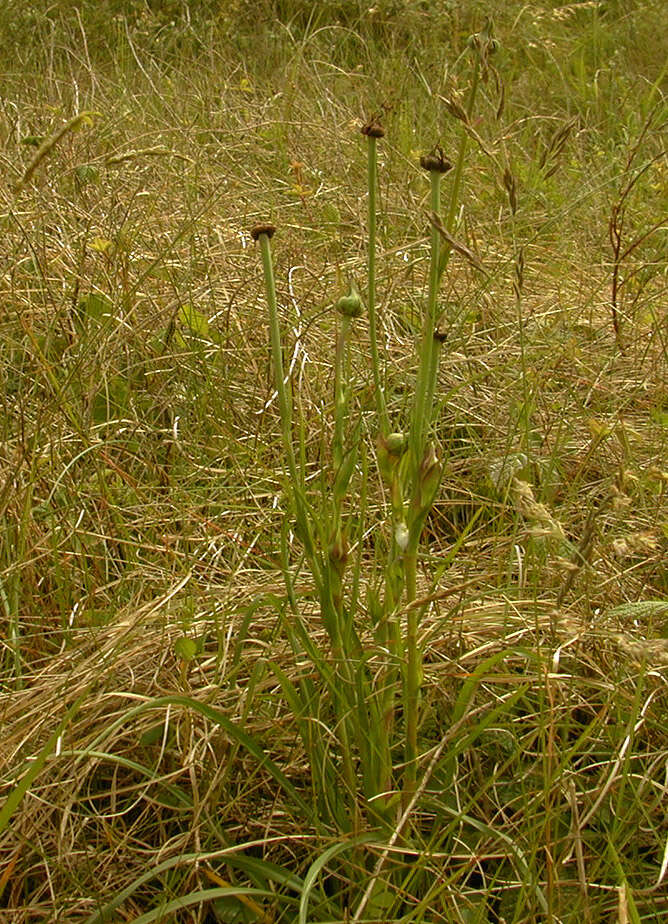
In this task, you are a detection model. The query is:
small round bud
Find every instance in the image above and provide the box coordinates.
[336,287,364,318]
[385,432,407,454]
[250,223,276,241]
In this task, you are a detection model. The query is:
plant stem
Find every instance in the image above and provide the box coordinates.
[367,135,389,435]
[403,166,443,809]
[410,169,442,481]
[403,545,419,808]
[423,171,445,445]
[256,230,322,589]
[438,59,480,281]
[258,234,295,476]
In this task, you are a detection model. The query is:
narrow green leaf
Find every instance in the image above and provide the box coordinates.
[82,694,315,824]
[84,849,303,924]
[299,835,377,924]
[131,887,275,924]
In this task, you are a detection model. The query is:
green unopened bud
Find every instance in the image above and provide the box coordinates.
[385,432,408,454]
[420,443,440,480]
[377,432,407,488]
[395,521,410,552]
[415,443,442,512]
[467,19,499,64]
[480,18,499,54]
[336,284,364,318]
[329,525,348,578]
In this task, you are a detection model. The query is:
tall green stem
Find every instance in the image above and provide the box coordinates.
[403,162,445,809]
[422,171,445,456]
[403,545,419,807]
[366,132,389,435]
[438,59,480,281]
[258,234,295,476]
[410,168,443,481]
[254,226,321,589]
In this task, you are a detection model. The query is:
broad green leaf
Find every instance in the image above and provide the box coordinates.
[77,292,113,326]
[650,408,668,428]
[88,238,114,255]
[179,303,209,338]
[91,374,130,424]
[74,164,99,184]
[174,636,198,662]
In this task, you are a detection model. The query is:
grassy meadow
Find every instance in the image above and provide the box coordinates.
[1,0,667,920]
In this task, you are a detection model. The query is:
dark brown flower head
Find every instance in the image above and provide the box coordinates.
[361,117,385,138]
[250,222,276,241]
[420,145,453,174]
